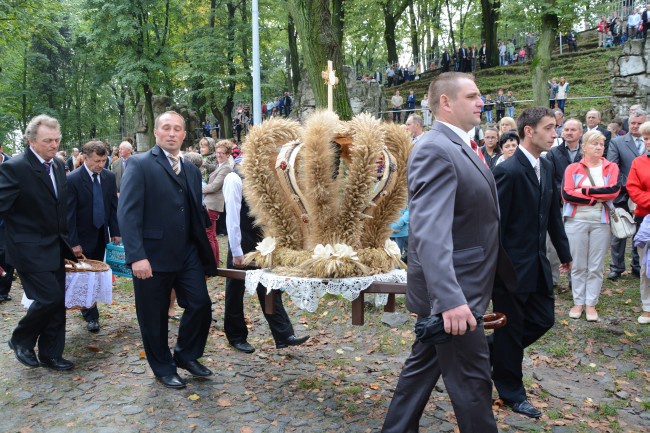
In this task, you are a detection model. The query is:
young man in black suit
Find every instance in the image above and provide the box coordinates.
[118,111,217,389]
[492,107,572,418]
[67,141,120,332]
[0,115,77,370]
[0,145,13,303]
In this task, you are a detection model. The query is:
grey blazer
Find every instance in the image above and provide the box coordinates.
[406,121,515,318]
[203,162,232,212]
[607,133,643,202]
[111,157,128,192]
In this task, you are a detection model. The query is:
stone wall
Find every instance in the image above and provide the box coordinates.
[134,95,200,151]
[609,39,650,118]
[294,65,386,120]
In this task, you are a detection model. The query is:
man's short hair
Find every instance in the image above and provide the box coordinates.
[428,72,475,114]
[82,140,108,157]
[586,109,601,120]
[564,118,583,130]
[24,115,60,143]
[631,108,647,118]
[553,109,563,118]
[119,141,133,152]
[406,114,424,127]
[154,111,185,129]
[517,107,555,138]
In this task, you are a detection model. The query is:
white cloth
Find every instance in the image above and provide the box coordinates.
[223,171,243,257]
[22,269,113,309]
[244,269,407,312]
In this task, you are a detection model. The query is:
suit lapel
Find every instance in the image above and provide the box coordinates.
[625,135,640,157]
[153,145,184,187]
[515,148,540,188]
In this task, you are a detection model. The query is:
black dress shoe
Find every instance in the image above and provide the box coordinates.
[275,335,309,349]
[174,356,213,377]
[156,374,187,389]
[230,341,255,354]
[632,268,641,278]
[86,320,100,333]
[0,294,12,302]
[8,340,39,368]
[39,356,74,371]
[607,271,621,281]
[508,400,542,418]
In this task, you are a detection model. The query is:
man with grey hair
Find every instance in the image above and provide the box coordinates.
[554,109,564,137]
[111,141,133,193]
[607,108,647,280]
[0,114,76,370]
[584,109,612,155]
[405,113,425,144]
[622,104,644,132]
[66,147,80,172]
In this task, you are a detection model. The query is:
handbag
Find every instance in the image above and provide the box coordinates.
[607,203,637,239]
[584,169,636,239]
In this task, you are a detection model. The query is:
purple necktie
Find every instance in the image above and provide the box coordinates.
[43,161,52,174]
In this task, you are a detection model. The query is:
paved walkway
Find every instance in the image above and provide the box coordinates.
[0,272,648,432]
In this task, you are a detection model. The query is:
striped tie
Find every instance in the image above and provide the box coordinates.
[169,155,180,175]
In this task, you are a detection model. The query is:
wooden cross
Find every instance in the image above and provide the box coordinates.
[321,60,339,112]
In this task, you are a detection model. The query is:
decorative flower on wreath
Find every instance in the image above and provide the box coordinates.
[384,239,401,258]
[256,237,277,256]
[312,243,334,260]
[331,243,359,261]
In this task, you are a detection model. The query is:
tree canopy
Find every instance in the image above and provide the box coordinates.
[0,0,618,149]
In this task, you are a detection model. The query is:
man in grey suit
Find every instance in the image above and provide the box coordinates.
[110,141,133,193]
[382,72,516,433]
[606,109,647,280]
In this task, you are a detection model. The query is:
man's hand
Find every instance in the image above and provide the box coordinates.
[111,236,121,245]
[132,259,153,280]
[72,245,83,258]
[232,255,245,268]
[559,261,572,273]
[441,304,477,335]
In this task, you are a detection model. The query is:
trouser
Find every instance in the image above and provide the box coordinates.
[492,289,554,403]
[640,246,650,312]
[205,209,220,266]
[12,265,66,358]
[598,32,605,46]
[496,109,505,122]
[507,106,515,118]
[133,244,212,377]
[557,99,566,112]
[485,110,493,123]
[565,219,610,306]
[0,257,14,296]
[382,326,497,433]
[224,250,294,345]
[392,110,401,123]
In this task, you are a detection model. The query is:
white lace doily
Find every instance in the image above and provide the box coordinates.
[244,269,406,312]
[22,270,113,309]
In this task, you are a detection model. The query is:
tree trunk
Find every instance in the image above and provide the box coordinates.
[383,10,399,64]
[532,8,558,106]
[289,0,352,119]
[21,44,28,132]
[331,0,344,49]
[287,15,301,95]
[408,0,419,65]
[444,0,456,53]
[143,83,155,150]
[481,0,500,67]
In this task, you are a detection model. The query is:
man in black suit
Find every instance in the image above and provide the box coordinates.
[0,115,77,371]
[492,107,572,418]
[440,48,451,72]
[458,44,469,72]
[584,109,612,156]
[382,72,516,433]
[65,147,80,172]
[67,141,120,332]
[118,111,217,389]
[0,145,14,303]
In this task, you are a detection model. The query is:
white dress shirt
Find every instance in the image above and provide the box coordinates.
[161,147,183,173]
[223,171,243,257]
[30,147,58,197]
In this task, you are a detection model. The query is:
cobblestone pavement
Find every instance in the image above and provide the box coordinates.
[0,267,648,432]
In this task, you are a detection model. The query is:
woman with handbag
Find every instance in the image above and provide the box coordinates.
[626,121,650,324]
[561,130,620,321]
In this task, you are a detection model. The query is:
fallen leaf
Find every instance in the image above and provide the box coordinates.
[139,350,146,359]
[336,349,344,354]
[217,398,232,407]
[369,383,380,390]
[87,344,100,352]
[187,413,200,418]
[188,394,200,401]
[240,427,253,433]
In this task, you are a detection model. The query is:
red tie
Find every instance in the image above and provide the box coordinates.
[470,140,488,167]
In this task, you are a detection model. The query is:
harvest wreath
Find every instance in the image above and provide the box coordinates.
[240,110,412,278]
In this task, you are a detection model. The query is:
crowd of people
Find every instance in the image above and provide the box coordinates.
[0,70,648,432]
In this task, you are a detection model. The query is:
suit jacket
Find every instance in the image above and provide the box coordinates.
[584,125,612,156]
[405,122,516,318]
[65,156,76,172]
[493,148,571,294]
[0,149,75,271]
[111,157,129,192]
[607,133,644,203]
[66,167,120,255]
[203,162,232,212]
[545,139,583,195]
[117,145,217,275]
